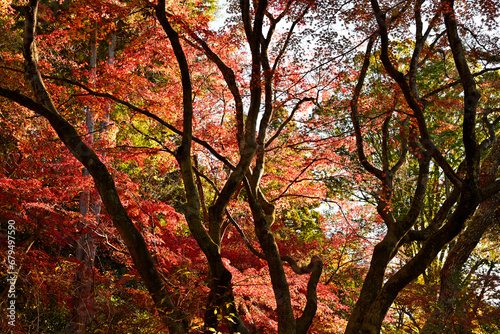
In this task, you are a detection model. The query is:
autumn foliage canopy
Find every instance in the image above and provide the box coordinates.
[1,0,499,333]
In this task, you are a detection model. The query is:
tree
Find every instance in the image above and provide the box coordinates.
[329,0,500,332]
[1,0,329,333]
[1,0,499,333]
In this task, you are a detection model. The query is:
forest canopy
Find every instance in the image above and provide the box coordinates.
[1,0,499,333]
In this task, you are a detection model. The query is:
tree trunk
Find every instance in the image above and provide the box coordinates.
[68,28,117,334]
[155,3,250,332]
[421,138,500,333]
[344,0,497,332]
[16,2,189,332]
[68,26,99,334]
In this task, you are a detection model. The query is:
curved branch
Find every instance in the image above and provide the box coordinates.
[18,2,188,332]
[381,113,392,172]
[45,75,236,170]
[442,0,481,185]
[266,97,315,148]
[350,36,384,180]
[390,117,409,174]
[270,3,311,73]
[401,187,460,243]
[394,153,430,236]
[226,209,320,275]
[0,89,189,334]
[155,4,249,333]
[421,66,500,100]
[296,256,323,334]
[371,0,462,188]
[186,33,245,150]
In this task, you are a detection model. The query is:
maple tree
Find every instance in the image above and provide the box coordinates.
[1,0,499,333]
[2,0,332,332]
[326,0,500,333]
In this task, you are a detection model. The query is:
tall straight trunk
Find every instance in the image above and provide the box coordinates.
[69,188,98,333]
[69,29,116,334]
[69,26,99,334]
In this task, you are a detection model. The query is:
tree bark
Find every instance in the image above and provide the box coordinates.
[68,26,99,334]
[345,0,496,332]
[12,1,189,332]
[155,2,250,332]
[421,137,500,333]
